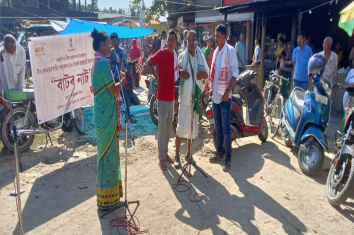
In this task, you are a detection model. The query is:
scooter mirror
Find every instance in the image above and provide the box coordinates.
[312,74,318,83]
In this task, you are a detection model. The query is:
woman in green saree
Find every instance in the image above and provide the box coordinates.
[90,29,124,209]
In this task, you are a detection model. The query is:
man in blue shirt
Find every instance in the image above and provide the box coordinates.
[292,31,313,91]
[343,69,354,110]
[110,33,128,73]
[110,33,137,123]
[236,33,246,73]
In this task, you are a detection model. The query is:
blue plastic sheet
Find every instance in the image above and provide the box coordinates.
[60,19,156,38]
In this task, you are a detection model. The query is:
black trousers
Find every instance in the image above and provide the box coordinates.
[121,86,132,120]
[132,62,139,88]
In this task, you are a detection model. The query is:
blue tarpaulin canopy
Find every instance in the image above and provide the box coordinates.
[60,19,157,38]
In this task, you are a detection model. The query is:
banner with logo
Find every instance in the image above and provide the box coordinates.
[28,33,95,124]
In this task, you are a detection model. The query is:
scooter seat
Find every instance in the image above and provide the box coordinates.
[3,89,35,102]
[231,94,243,107]
[292,88,305,113]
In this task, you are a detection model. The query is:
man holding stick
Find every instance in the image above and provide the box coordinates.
[174,30,209,168]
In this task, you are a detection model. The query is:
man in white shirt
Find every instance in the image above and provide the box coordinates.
[200,40,206,55]
[320,36,338,84]
[182,30,188,51]
[160,30,167,49]
[209,24,239,172]
[174,30,209,167]
[1,34,26,90]
[253,39,261,62]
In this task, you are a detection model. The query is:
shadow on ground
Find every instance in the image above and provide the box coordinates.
[13,155,97,234]
[162,142,308,234]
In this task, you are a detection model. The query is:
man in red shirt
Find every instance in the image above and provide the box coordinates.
[146,30,178,170]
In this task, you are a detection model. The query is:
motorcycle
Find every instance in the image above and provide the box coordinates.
[0,89,86,153]
[145,76,179,133]
[145,75,211,133]
[206,70,268,150]
[281,70,331,175]
[326,85,354,206]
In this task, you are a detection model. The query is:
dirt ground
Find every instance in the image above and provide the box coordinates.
[0,80,354,235]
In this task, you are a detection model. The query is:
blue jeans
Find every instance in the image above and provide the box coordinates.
[213,99,232,163]
[293,80,308,91]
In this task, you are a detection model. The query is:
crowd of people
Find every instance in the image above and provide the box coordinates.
[1,22,354,211]
[89,25,354,209]
[89,25,240,208]
[145,25,238,172]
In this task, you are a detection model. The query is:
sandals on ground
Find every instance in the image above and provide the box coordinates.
[158,160,167,170]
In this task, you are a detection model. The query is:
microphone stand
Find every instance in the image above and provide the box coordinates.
[1,60,24,234]
[100,64,140,231]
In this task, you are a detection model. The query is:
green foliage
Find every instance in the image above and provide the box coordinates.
[67,0,126,14]
[91,0,99,11]
[68,0,99,12]
[144,0,182,23]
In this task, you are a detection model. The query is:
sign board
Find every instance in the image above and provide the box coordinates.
[177,16,184,28]
[224,0,252,6]
[28,33,95,124]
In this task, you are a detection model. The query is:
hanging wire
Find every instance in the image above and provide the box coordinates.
[168,8,215,15]
[7,6,59,21]
[1,27,16,35]
[300,0,333,14]
[156,0,215,9]
[0,16,99,19]
[32,0,67,17]
[165,0,334,18]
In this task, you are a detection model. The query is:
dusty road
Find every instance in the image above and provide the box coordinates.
[0,83,353,235]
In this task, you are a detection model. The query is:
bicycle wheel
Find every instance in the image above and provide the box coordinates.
[268,95,284,138]
[263,87,270,115]
[61,113,74,132]
[149,94,158,126]
[1,106,35,153]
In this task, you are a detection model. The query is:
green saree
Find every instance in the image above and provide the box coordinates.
[92,58,123,209]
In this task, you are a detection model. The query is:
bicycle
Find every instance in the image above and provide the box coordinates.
[265,72,289,138]
[263,71,278,115]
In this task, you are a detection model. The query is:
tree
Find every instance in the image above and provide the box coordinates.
[68,0,98,12]
[118,9,126,15]
[135,0,182,23]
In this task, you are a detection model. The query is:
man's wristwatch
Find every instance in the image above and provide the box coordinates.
[226,89,231,94]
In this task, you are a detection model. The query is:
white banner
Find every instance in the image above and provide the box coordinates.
[28,33,95,124]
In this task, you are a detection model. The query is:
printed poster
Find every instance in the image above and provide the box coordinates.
[28,33,95,124]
